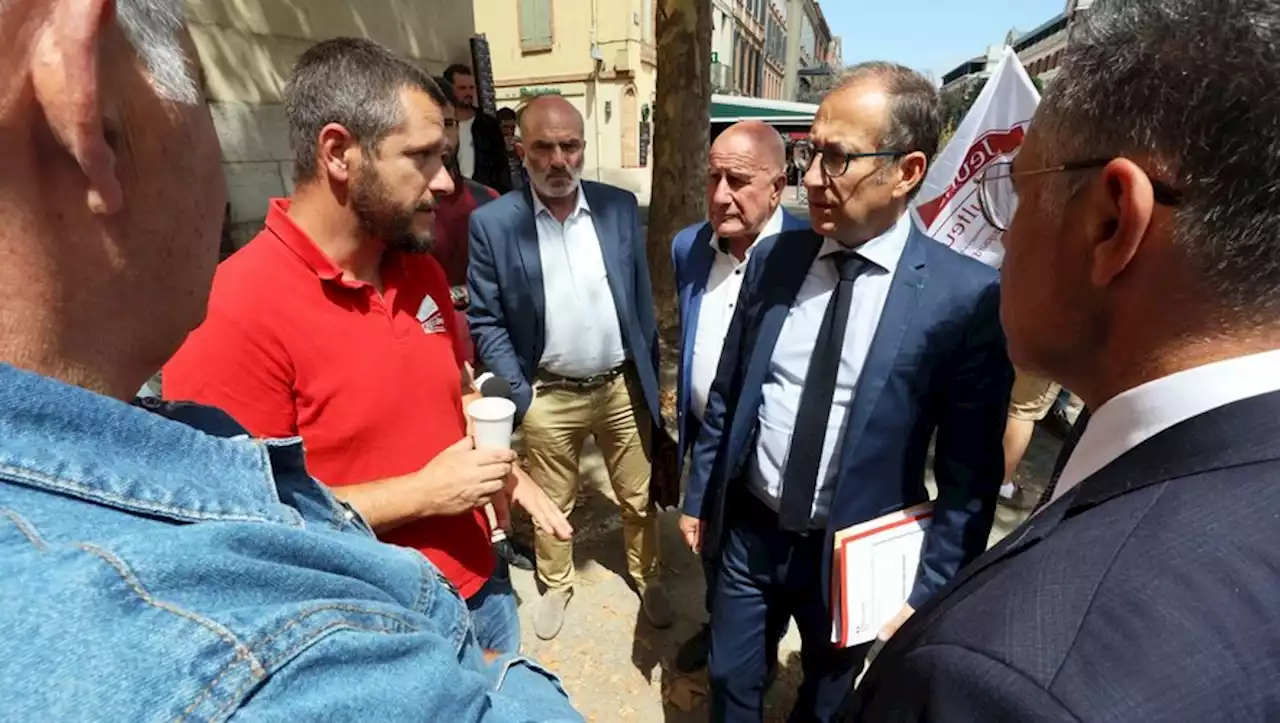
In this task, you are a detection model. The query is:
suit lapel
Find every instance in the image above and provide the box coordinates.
[582,184,634,330]
[870,389,1280,691]
[739,230,825,421]
[680,225,717,418]
[515,189,546,341]
[835,229,927,480]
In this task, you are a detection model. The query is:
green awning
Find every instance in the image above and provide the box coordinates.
[711,94,819,125]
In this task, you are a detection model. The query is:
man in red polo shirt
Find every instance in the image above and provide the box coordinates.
[164,38,571,654]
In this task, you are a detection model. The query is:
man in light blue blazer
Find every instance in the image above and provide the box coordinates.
[670,121,808,672]
[468,95,669,642]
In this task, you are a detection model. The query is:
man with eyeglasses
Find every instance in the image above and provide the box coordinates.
[849,0,1280,719]
[685,62,1011,722]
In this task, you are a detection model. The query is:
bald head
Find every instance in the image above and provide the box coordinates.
[520,94,584,137]
[712,121,787,174]
[520,94,587,200]
[706,121,789,246]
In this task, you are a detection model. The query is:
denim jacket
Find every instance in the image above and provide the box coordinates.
[0,364,583,722]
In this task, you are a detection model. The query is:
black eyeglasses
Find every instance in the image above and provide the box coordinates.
[977,157,1184,231]
[793,139,908,178]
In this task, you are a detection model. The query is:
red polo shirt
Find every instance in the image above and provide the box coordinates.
[164,199,494,597]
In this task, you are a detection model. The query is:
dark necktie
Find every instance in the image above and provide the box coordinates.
[777,251,869,532]
[1033,406,1091,512]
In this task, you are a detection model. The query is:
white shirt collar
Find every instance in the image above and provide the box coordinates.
[532,185,590,220]
[818,211,913,272]
[1051,347,1280,504]
[709,205,786,255]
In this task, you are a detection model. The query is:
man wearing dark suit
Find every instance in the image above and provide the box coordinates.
[671,121,810,672]
[849,1,1280,720]
[444,64,512,193]
[687,63,1012,722]
[468,94,671,642]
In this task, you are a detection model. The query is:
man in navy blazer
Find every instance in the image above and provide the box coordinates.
[670,121,809,673]
[850,1,1280,719]
[686,64,1011,721]
[468,95,670,641]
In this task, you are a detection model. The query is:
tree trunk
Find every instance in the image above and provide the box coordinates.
[649,0,712,335]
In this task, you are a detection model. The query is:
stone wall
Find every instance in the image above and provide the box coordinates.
[188,0,477,245]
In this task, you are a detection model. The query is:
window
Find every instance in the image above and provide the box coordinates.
[519,0,553,52]
[642,0,654,43]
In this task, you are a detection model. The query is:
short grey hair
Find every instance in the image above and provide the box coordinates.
[283,38,446,183]
[116,0,199,104]
[1037,0,1280,316]
[836,62,942,198]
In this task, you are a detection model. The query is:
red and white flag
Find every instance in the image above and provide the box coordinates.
[915,47,1040,268]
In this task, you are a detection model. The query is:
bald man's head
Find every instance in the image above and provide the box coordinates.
[712,121,787,173]
[521,95,587,199]
[706,121,789,244]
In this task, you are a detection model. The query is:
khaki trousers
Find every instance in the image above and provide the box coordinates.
[521,369,659,593]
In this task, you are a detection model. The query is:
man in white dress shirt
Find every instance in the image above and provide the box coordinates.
[670,121,809,672]
[852,1,1280,719]
[686,63,1010,721]
[468,94,670,641]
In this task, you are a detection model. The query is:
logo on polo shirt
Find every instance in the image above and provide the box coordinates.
[416,295,447,334]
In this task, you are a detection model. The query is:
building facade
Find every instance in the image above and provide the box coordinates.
[712,0,737,94]
[941,0,1094,91]
[188,0,477,246]
[731,0,767,97]
[762,1,787,100]
[794,0,836,103]
[473,0,658,195]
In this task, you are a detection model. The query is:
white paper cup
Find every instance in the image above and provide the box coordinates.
[467,397,517,450]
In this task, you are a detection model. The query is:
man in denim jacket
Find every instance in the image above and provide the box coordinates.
[0,1,581,721]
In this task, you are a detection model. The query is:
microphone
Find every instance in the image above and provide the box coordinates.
[473,373,514,543]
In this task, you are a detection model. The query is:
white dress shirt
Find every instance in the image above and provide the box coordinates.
[690,207,785,420]
[458,117,477,179]
[1050,347,1280,505]
[534,188,628,378]
[751,212,914,522]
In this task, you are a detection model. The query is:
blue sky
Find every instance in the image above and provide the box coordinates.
[825,0,1068,78]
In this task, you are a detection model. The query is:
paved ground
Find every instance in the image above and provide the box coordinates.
[505,419,1070,722]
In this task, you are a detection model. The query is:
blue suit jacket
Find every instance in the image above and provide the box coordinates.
[686,222,1012,610]
[671,209,809,474]
[467,181,661,423]
[850,391,1280,721]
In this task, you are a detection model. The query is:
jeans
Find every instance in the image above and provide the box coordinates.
[469,560,522,654]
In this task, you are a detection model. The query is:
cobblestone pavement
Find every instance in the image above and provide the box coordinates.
[506,423,1068,722]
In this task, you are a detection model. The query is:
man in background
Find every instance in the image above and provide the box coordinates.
[853,0,1280,718]
[164,38,570,654]
[469,94,671,641]
[0,2,579,719]
[445,63,512,193]
[433,75,500,368]
[671,120,809,673]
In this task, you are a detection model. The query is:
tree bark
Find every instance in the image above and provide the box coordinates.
[648,0,712,334]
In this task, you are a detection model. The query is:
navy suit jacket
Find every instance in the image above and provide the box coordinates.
[671,209,809,474]
[850,390,1280,721]
[685,221,1012,611]
[467,181,661,423]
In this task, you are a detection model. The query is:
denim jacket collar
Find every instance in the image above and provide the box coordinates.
[0,364,302,527]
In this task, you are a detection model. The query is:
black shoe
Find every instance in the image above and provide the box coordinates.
[675,623,711,672]
[495,538,535,571]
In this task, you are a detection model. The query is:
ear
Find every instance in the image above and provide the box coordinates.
[317,122,358,184]
[770,171,786,202]
[1089,158,1156,287]
[31,0,121,214]
[893,150,929,200]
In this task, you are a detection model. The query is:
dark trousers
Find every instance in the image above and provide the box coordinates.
[708,489,869,723]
